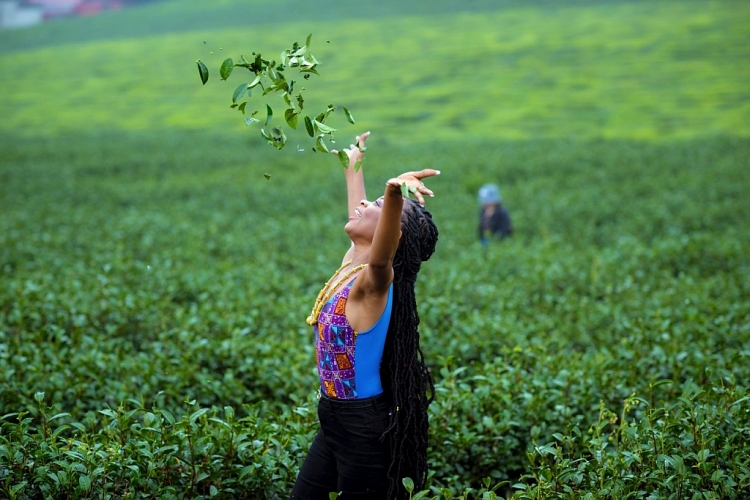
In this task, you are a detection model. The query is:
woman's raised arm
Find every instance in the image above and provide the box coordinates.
[331,131,370,220]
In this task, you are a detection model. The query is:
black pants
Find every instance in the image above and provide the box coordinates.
[291,393,392,499]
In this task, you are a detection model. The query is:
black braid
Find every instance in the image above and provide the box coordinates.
[380,199,438,499]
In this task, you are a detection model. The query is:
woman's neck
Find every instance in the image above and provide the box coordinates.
[348,243,371,267]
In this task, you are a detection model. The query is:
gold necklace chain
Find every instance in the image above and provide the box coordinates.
[306,261,368,326]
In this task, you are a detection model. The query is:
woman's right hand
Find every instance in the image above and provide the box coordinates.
[331,131,370,169]
[393,169,439,206]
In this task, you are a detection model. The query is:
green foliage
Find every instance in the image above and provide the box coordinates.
[1,131,748,497]
[198,34,352,152]
[1,0,748,141]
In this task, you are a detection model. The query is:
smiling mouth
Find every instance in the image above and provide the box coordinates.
[354,208,362,218]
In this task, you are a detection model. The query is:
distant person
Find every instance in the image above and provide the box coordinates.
[478,183,513,245]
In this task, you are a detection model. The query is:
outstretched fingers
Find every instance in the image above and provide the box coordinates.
[399,168,441,180]
[356,131,370,150]
[396,169,440,204]
[331,131,370,162]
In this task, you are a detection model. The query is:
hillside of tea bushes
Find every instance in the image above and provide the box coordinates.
[1,0,749,498]
[2,131,748,498]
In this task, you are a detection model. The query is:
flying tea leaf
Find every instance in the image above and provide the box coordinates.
[232,83,249,103]
[220,58,234,80]
[343,106,355,124]
[316,135,330,153]
[337,151,349,168]
[313,119,337,134]
[197,60,209,85]
[304,116,315,137]
[284,108,299,129]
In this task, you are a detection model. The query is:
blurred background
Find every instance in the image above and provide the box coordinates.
[1,0,748,140]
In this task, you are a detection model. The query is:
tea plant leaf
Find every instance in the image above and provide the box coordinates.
[248,74,262,88]
[160,408,175,425]
[190,408,209,422]
[220,58,234,80]
[232,83,249,104]
[304,116,315,137]
[730,395,750,407]
[52,424,70,438]
[265,104,273,126]
[196,60,209,85]
[315,135,329,153]
[284,108,299,130]
[313,119,337,134]
[402,477,414,493]
[11,482,27,495]
[343,106,355,124]
[337,151,349,168]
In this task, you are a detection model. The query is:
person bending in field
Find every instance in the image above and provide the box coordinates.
[477,183,513,245]
[290,131,439,500]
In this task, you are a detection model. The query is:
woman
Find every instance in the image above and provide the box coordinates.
[291,131,440,500]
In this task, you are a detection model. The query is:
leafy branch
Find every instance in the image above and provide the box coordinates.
[196,34,355,152]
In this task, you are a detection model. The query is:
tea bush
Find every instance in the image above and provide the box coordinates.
[1,131,748,498]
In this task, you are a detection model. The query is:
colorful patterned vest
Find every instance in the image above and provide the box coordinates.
[314,279,393,399]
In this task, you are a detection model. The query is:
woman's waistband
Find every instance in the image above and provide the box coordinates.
[317,390,391,409]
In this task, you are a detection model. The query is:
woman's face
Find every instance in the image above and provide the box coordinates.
[345,196,384,241]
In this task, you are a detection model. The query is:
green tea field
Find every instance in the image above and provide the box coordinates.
[1,0,749,498]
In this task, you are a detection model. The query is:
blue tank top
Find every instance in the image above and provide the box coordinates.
[314,280,393,399]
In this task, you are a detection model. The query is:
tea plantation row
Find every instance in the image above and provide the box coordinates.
[1,131,748,498]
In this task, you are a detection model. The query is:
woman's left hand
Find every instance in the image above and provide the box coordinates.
[389,169,440,206]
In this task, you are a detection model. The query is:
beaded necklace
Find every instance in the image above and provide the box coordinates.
[306,260,368,326]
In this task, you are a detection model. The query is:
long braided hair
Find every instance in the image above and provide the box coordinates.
[381,198,439,499]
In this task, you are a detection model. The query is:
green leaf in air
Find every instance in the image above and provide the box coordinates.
[238,102,247,114]
[313,119,337,134]
[343,106,355,124]
[354,160,363,172]
[220,58,234,80]
[400,182,410,198]
[245,117,260,126]
[232,83,249,103]
[304,116,315,137]
[315,135,330,153]
[197,60,209,85]
[337,151,349,168]
[264,173,271,180]
[284,108,299,130]
[248,75,262,88]
[265,104,273,126]
[270,127,287,150]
